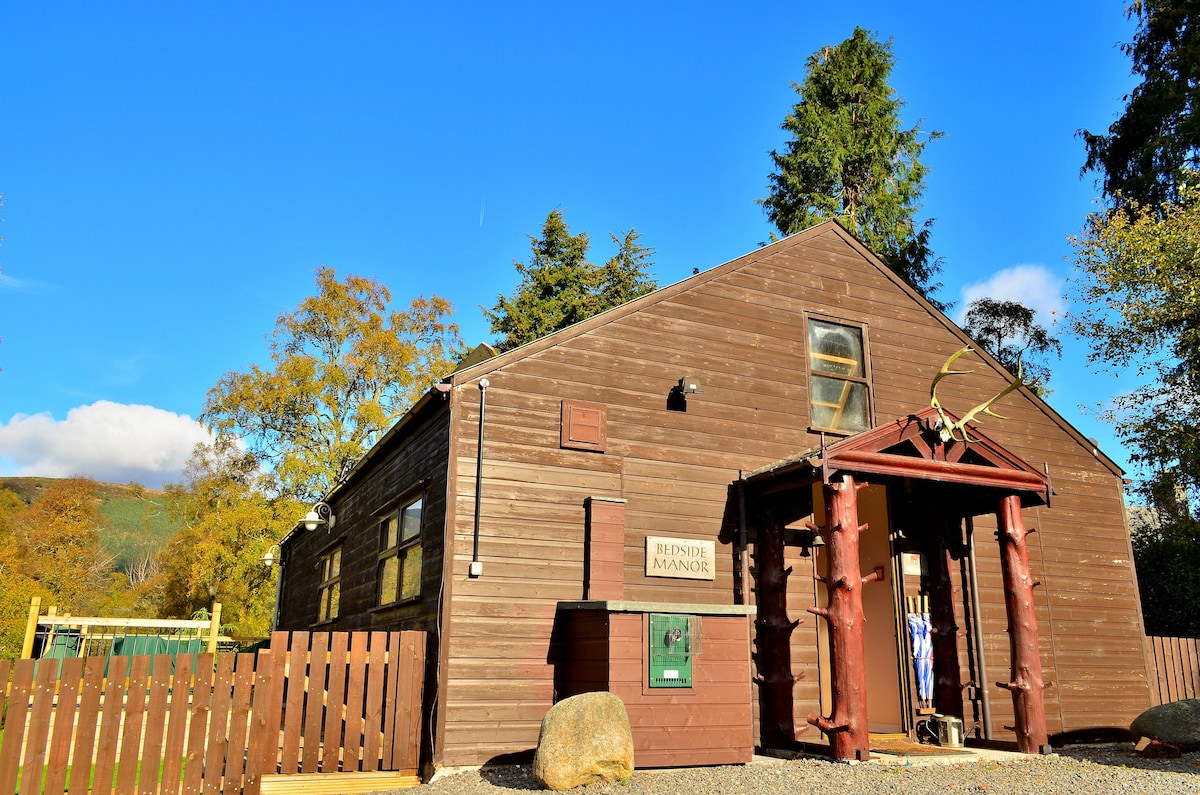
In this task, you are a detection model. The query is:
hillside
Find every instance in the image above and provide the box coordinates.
[0,476,181,571]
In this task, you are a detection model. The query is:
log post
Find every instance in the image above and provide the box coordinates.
[755,512,801,747]
[996,494,1049,753]
[806,474,871,761]
[925,513,964,718]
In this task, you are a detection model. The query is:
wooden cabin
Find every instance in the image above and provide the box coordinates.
[276,221,1152,769]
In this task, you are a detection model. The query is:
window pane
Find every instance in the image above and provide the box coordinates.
[809,375,870,432]
[401,545,422,600]
[809,320,864,377]
[328,548,341,577]
[382,514,399,549]
[320,581,341,622]
[401,499,423,542]
[379,555,399,605]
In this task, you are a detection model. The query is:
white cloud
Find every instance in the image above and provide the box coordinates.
[0,401,213,489]
[956,264,1066,326]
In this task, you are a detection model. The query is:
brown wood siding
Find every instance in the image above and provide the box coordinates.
[422,225,1148,763]
[278,400,451,634]
[555,611,752,767]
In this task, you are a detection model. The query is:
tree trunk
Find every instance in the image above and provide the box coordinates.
[997,494,1049,753]
[806,475,872,761]
[756,512,800,747]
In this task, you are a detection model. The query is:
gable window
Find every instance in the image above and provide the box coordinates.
[378,495,423,605]
[318,546,342,623]
[807,318,872,434]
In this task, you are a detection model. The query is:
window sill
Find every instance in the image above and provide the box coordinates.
[370,596,421,615]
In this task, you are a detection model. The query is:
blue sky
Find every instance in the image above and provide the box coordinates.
[0,2,1140,489]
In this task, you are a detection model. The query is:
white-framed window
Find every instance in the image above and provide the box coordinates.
[318,546,342,623]
[378,495,423,605]
[807,317,872,434]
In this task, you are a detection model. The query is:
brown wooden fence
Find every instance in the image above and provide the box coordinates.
[1147,635,1200,706]
[0,630,426,795]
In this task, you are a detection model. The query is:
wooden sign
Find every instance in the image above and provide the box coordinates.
[645,536,715,580]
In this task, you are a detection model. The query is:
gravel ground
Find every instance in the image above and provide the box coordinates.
[393,745,1200,795]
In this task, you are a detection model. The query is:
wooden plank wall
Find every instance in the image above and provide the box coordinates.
[279,405,450,633]
[608,613,753,767]
[554,611,753,767]
[1147,635,1200,705]
[437,225,1151,763]
[0,631,426,795]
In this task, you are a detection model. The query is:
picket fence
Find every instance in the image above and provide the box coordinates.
[1147,634,1200,706]
[0,630,426,795]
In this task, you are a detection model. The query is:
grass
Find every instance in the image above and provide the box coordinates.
[12,755,188,794]
[0,476,181,573]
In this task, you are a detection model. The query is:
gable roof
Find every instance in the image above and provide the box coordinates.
[744,407,1052,508]
[446,220,1123,478]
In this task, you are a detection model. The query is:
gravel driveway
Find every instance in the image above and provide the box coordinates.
[393,745,1200,795]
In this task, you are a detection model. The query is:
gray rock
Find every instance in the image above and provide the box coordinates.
[1130,698,1200,752]
[533,691,634,791]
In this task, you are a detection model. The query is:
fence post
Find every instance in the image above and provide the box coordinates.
[207,602,223,654]
[20,597,41,659]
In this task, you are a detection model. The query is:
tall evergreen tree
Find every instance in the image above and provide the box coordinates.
[761,27,946,309]
[485,210,657,351]
[1080,1,1200,208]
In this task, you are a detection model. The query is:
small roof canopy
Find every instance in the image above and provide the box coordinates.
[742,408,1050,522]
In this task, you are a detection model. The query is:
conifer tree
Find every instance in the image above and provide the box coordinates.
[761,27,945,309]
[1080,0,1200,208]
[486,210,656,351]
[962,297,1062,394]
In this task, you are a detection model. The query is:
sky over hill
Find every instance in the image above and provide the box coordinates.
[0,2,1139,489]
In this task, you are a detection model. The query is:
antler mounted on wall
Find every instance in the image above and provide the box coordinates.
[929,345,1031,443]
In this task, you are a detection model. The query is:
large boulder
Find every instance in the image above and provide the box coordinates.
[533,692,634,791]
[1130,699,1200,752]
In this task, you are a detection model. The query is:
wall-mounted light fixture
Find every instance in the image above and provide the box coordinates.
[299,501,335,532]
[261,544,282,567]
[667,376,704,412]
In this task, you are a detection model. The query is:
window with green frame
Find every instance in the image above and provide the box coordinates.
[318,546,342,623]
[807,318,872,434]
[378,495,423,605]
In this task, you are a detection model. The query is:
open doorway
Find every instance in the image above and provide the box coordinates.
[813,484,906,736]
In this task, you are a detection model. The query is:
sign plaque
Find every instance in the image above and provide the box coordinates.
[645,536,716,581]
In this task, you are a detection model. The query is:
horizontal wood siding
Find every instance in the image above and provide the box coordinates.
[426,226,1149,763]
[554,611,752,767]
[279,402,450,633]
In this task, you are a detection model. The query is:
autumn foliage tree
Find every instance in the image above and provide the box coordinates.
[0,479,113,657]
[148,440,301,636]
[203,267,464,501]
[485,210,657,351]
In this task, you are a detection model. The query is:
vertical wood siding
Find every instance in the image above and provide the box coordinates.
[1147,636,1200,705]
[0,631,426,795]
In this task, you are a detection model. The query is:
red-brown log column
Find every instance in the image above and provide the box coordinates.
[925,512,964,718]
[755,511,801,747]
[807,474,872,761]
[997,494,1049,753]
